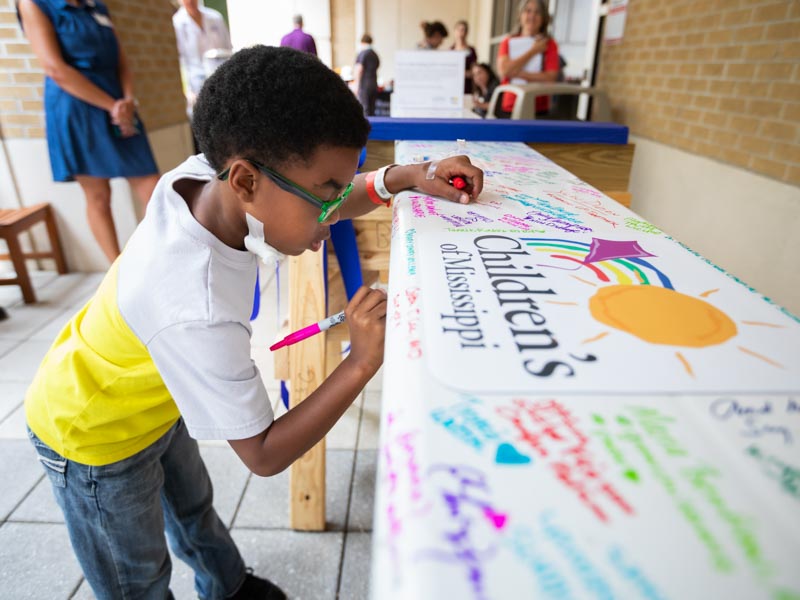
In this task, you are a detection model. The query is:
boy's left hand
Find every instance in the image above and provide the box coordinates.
[416,155,484,205]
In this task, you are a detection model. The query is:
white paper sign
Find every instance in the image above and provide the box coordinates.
[604,0,628,44]
[391,50,465,118]
[508,36,543,85]
[415,230,800,395]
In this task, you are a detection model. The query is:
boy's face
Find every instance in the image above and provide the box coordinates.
[251,145,360,256]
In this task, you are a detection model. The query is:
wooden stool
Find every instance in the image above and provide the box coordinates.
[0,203,68,304]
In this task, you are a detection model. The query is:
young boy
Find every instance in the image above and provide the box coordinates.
[25,45,483,599]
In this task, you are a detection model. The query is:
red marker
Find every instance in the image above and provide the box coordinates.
[451,176,467,190]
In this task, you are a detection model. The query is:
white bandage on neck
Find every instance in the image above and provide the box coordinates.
[244,212,285,267]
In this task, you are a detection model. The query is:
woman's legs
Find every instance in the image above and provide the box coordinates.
[128,174,160,209]
[75,175,119,263]
[75,173,159,264]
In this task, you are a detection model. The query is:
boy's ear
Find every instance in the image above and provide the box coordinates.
[225,160,260,204]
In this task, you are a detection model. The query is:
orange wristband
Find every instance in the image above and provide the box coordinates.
[365,170,388,206]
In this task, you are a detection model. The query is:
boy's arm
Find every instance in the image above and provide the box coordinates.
[229,351,374,476]
[229,287,386,476]
[337,154,484,220]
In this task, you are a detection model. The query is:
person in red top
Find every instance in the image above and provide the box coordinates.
[495,0,559,117]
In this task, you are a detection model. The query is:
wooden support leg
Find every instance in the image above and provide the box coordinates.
[288,251,327,531]
[6,235,35,304]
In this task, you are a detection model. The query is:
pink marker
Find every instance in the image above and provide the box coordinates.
[270,310,346,351]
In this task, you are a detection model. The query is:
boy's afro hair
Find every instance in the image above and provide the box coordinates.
[192,45,370,172]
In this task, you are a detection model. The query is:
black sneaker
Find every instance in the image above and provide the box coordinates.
[228,569,287,600]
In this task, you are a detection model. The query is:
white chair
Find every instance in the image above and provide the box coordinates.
[485,83,612,121]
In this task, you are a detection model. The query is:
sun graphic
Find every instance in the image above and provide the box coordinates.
[522,237,786,378]
[589,285,737,347]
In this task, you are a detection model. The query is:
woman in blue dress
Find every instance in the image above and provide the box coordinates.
[18,0,160,263]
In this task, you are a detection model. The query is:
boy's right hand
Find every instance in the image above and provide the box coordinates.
[345,286,387,375]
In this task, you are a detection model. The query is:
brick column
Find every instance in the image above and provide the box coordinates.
[0,2,45,139]
[596,0,800,186]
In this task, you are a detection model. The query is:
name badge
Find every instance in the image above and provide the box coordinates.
[92,13,114,28]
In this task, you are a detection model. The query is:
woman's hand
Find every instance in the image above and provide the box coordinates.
[529,35,549,57]
[473,93,489,110]
[110,98,138,137]
[414,155,484,204]
[110,98,134,121]
[114,120,139,137]
[345,286,387,376]
[110,98,134,123]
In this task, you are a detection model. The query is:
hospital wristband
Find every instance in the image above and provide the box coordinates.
[364,170,385,206]
[374,164,397,202]
[365,169,394,206]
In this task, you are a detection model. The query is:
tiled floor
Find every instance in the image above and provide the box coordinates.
[0,266,379,599]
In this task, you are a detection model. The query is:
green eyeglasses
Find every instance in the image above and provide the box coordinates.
[218,159,353,223]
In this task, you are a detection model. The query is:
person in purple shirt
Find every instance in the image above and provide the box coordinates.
[280,14,317,56]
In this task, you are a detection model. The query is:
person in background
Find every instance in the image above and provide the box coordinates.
[450,19,477,93]
[17,0,160,265]
[173,0,233,117]
[417,20,448,49]
[353,33,380,116]
[280,14,317,56]
[471,62,500,118]
[495,0,560,118]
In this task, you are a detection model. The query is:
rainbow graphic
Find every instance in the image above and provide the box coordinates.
[522,237,674,289]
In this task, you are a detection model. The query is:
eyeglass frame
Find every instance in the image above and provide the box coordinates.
[217,159,353,224]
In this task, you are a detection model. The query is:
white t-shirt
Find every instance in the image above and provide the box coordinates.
[173,7,233,96]
[118,154,274,440]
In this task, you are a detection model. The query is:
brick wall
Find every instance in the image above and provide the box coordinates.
[596,0,800,186]
[0,2,43,139]
[0,0,186,139]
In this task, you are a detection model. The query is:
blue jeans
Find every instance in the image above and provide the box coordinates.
[28,420,246,600]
